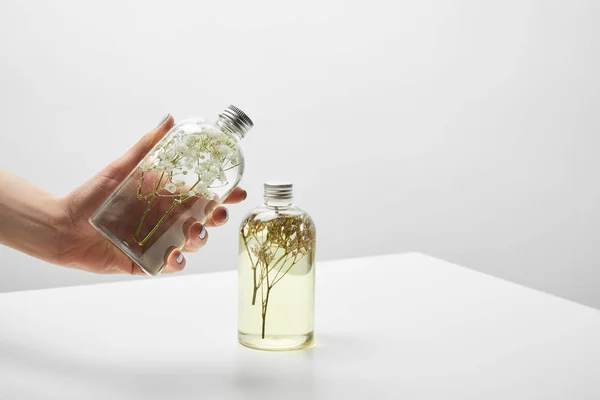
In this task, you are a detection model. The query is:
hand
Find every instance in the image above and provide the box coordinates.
[56,114,247,275]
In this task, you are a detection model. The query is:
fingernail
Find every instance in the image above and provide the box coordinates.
[176,252,184,264]
[223,208,229,222]
[156,113,170,128]
[198,225,207,240]
[242,190,248,200]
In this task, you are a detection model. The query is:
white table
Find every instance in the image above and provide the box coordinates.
[1,253,599,399]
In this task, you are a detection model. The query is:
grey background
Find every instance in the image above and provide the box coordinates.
[0,0,599,308]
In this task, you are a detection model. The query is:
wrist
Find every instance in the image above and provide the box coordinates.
[0,195,65,264]
[45,196,74,265]
[0,170,73,266]
[52,196,83,266]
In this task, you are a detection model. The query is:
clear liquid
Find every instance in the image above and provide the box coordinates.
[238,212,315,351]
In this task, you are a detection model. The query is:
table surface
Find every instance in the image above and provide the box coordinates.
[1,252,599,400]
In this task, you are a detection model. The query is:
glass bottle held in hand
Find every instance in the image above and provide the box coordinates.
[90,106,254,276]
[238,183,316,351]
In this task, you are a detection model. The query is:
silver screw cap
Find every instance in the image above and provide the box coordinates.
[264,182,293,200]
[218,105,254,137]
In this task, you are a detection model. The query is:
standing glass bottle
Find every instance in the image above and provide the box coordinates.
[90,105,253,276]
[238,182,316,351]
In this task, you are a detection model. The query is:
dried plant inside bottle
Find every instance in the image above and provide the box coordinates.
[238,183,316,351]
[90,106,253,276]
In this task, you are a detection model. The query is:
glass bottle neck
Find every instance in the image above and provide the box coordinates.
[216,116,244,141]
[264,198,293,209]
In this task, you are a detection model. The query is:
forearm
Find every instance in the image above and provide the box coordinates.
[0,169,66,263]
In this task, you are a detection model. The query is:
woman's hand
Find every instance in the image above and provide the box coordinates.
[0,114,247,275]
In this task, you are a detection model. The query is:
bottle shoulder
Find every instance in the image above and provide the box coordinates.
[169,118,242,148]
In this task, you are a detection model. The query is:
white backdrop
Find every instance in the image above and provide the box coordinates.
[1,0,599,308]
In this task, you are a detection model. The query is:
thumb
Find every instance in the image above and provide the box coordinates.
[102,114,175,183]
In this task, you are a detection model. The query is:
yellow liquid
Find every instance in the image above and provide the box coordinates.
[238,234,315,351]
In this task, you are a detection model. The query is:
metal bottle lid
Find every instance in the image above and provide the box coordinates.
[264,182,293,200]
[218,105,254,138]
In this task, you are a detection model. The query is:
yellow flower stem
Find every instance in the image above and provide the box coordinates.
[254,249,287,291]
[136,171,145,200]
[222,163,241,172]
[138,202,178,246]
[136,176,202,246]
[242,234,259,305]
[134,172,164,243]
[262,287,271,339]
[271,254,304,287]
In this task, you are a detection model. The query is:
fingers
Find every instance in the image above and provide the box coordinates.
[223,187,248,204]
[162,249,186,274]
[155,220,207,275]
[205,206,229,227]
[129,203,227,275]
[130,263,147,276]
[134,204,227,276]
[181,219,208,252]
[129,248,186,275]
